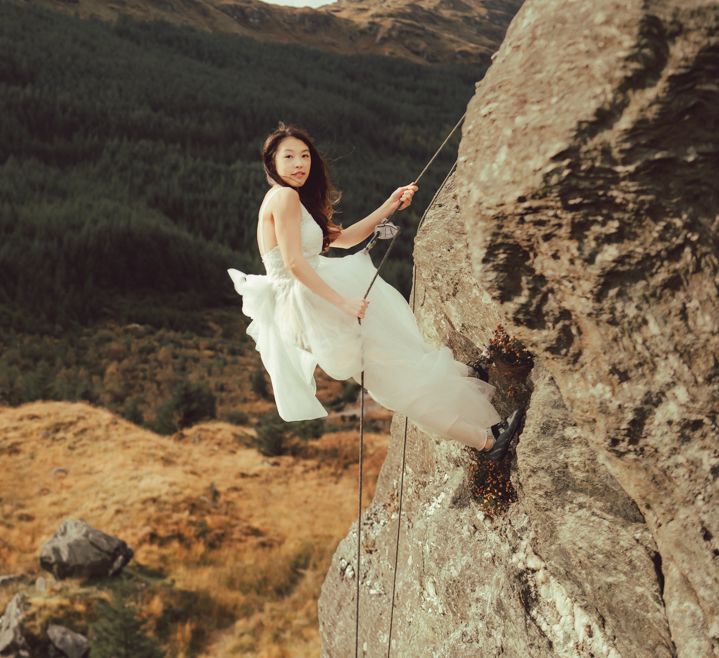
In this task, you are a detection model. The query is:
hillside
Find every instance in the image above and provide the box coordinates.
[26,0,524,66]
[0,400,390,656]
[0,1,482,333]
[0,305,397,441]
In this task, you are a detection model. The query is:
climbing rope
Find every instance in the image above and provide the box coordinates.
[353,110,466,658]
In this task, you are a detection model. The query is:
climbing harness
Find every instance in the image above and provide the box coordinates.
[353,110,466,658]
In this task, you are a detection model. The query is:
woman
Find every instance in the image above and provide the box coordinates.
[228,121,521,458]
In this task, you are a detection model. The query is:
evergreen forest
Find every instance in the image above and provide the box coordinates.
[0,2,486,333]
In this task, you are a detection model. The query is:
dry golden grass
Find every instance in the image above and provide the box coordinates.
[0,400,390,656]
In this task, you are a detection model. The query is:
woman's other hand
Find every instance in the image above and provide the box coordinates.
[385,182,419,213]
[339,296,370,319]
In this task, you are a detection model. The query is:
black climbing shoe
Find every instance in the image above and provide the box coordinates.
[486,408,523,460]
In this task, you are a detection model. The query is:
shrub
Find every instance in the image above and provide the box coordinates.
[150,380,217,434]
[328,380,361,409]
[19,360,54,400]
[225,409,249,425]
[250,366,269,399]
[341,380,361,404]
[121,398,144,425]
[363,418,382,433]
[290,418,324,440]
[176,380,216,428]
[137,343,154,356]
[253,409,287,456]
[88,588,164,658]
[151,400,177,435]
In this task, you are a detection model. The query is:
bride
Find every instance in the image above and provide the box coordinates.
[228,121,521,459]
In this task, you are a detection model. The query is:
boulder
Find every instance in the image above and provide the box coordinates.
[318,177,674,657]
[39,519,134,580]
[47,624,89,658]
[0,593,30,658]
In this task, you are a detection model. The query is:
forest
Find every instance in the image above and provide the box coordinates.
[0,2,484,333]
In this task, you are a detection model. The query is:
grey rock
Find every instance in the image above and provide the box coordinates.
[318,248,672,658]
[455,0,719,654]
[39,518,134,580]
[46,624,89,658]
[0,593,30,657]
[318,0,718,655]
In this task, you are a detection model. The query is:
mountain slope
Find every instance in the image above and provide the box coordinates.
[26,0,523,65]
[0,1,480,330]
[0,400,389,655]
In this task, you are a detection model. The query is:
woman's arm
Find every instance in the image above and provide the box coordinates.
[331,204,392,249]
[273,188,345,307]
[330,183,419,249]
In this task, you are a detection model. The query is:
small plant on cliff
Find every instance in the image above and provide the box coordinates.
[488,325,534,367]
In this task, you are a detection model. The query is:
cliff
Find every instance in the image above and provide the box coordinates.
[317,0,719,655]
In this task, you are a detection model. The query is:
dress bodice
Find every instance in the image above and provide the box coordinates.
[259,187,323,282]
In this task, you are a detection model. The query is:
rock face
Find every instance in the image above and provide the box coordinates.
[318,0,718,656]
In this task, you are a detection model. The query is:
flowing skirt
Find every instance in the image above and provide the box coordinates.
[228,249,501,448]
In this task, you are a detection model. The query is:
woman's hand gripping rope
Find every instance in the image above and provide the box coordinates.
[385,182,419,213]
[340,297,370,319]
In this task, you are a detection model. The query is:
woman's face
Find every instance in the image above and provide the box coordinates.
[274,136,311,188]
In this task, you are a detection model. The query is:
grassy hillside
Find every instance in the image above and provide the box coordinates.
[0,400,390,656]
[0,1,482,333]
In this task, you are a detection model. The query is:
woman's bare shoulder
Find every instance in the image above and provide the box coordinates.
[271,186,299,202]
[267,186,301,216]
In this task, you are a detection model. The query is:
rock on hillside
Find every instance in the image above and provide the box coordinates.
[318,0,718,656]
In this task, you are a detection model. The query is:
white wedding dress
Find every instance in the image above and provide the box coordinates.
[227,186,502,450]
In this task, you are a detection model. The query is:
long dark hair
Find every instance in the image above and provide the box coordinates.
[262,121,343,253]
